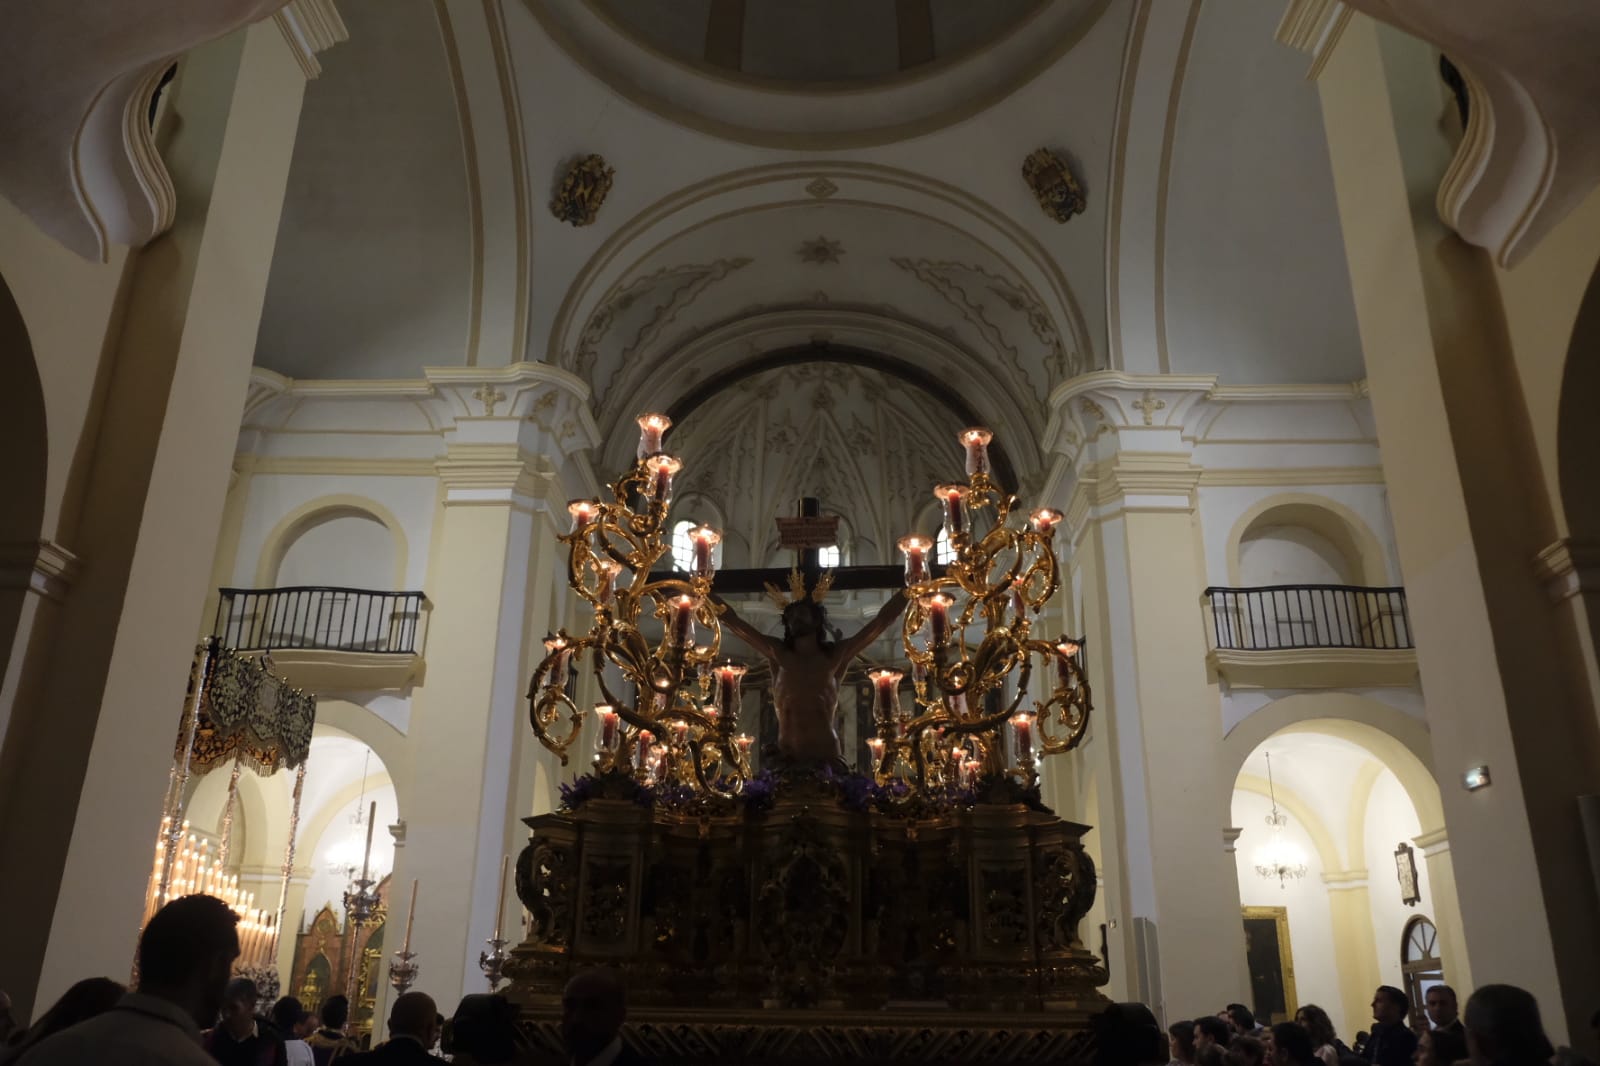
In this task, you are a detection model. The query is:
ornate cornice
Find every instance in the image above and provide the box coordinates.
[1532,537,1600,603]
[1412,826,1449,855]
[1321,868,1370,889]
[1222,826,1244,853]
[434,443,553,508]
[272,0,349,79]
[0,539,82,601]
[1275,0,1352,80]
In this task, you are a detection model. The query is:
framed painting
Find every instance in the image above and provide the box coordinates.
[1242,906,1298,1024]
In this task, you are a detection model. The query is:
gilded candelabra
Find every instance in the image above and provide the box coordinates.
[528,414,753,797]
[873,426,1092,795]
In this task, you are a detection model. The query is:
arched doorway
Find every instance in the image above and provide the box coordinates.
[1401,915,1444,1010]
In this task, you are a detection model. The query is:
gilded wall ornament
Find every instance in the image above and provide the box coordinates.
[1022,147,1086,223]
[550,154,614,227]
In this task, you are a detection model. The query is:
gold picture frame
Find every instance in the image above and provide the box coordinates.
[1242,906,1298,1023]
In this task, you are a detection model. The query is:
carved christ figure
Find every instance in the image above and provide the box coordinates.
[713,587,907,765]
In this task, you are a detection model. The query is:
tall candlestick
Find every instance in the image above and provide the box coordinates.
[897,535,931,585]
[403,879,418,953]
[960,427,993,478]
[491,854,509,942]
[934,484,969,538]
[636,413,672,459]
[358,801,376,883]
[689,525,721,579]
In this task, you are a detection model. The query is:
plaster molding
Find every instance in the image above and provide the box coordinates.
[1198,466,1385,487]
[0,539,82,601]
[1341,0,1600,267]
[434,443,553,508]
[1412,826,1450,856]
[246,457,440,478]
[1275,0,1352,80]
[1223,826,1245,853]
[1321,868,1370,890]
[1208,647,1419,690]
[1531,536,1600,603]
[272,0,349,79]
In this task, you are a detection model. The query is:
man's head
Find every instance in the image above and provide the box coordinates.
[1227,1004,1257,1035]
[271,996,310,1038]
[135,894,240,1026]
[780,600,838,649]
[1425,985,1459,1029]
[448,994,524,1063]
[320,994,350,1031]
[219,977,258,1038]
[388,991,439,1047]
[1269,1022,1315,1066]
[1372,985,1410,1026]
[1196,1016,1233,1050]
[562,969,627,1062]
[1464,984,1554,1066]
[1090,1003,1167,1066]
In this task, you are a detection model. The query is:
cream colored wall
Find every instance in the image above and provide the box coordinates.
[1362,771,1433,989]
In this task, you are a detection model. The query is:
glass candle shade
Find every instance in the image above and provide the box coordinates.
[1009,577,1028,619]
[923,593,954,648]
[897,534,931,585]
[670,594,699,647]
[867,668,903,721]
[596,705,619,751]
[541,635,572,691]
[962,758,982,789]
[866,737,886,766]
[689,524,721,578]
[644,454,682,505]
[567,498,601,535]
[636,413,671,460]
[934,484,969,539]
[734,734,754,758]
[1010,713,1035,761]
[595,559,623,605]
[633,729,655,771]
[714,662,746,715]
[1030,507,1063,536]
[959,427,993,478]
[1055,639,1080,689]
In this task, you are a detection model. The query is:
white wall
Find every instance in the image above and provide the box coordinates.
[1232,789,1346,1033]
[1238,525,1353,585]
[1362,769,1435,989]
[276,511,395,587]
[300,783,399,924]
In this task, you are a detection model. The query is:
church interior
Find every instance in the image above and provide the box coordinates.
[2,1,1598,1063]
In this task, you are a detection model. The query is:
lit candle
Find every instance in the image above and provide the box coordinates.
[1030,507,1063,536]
[1055,638,1080,690]
[567,498,601,534]
[402,879,418,954]
[1010,713,1035,761]
[597,705,620,751]
[491,854,509,942]
[867,668,902,720]
[934,483,969,539]
[959,426,993,478]
[595,558,623,605]
[912,657,928,687]
[689,525,721,578]
[1010,576,1029,619]
[734,733,754,758]
[950,745,966,768]
[897,535,931,585]
[714,662,746,715]
[542,635,572,690]
[636,413,672,459]
[923,593,954,648]
[633,729,655,770]
[671,594,699,646]
[358,800,376,883]
[947,690,969,717]
[644,454,682,505]
[962,758,982,789]
[671,719,690,746]
[866,737,886,765]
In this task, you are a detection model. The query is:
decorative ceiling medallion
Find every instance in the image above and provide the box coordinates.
[805,176,839,199]
[550,154,615,227]
[1022,148,1086,224]
[797,236,844,265]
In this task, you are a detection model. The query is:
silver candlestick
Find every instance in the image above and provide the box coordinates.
[478,936,509,991]
[388,949,420,995]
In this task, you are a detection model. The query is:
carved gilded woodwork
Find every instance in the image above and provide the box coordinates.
[550,154,615,227]
[1022,147,1087,224]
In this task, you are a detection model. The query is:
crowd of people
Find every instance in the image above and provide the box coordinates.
[0,896,638,1066]
[0,893,1593,1065]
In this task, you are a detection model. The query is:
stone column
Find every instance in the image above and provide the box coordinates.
[1322,870,1382,1030]
[1058,379,1250,1021]
[383,367,595,1003]
[1314,15,1600,1042]
[0,17,340,1015]
[1411,828,1469,989]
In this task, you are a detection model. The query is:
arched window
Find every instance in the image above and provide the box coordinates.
[935,526,956,565]
[670,520,695,572]
[818,544,841,568]
[1401,915,1443,1011]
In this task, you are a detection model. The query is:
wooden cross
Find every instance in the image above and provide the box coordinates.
[647,497,936,595]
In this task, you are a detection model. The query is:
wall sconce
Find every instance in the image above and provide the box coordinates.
[1463,765,1491,791]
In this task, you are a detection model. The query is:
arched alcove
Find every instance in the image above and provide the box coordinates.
[1226,495,1389,588]
[255,496,409,590]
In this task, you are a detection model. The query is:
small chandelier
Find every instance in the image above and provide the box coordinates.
[1253,751,1307,887]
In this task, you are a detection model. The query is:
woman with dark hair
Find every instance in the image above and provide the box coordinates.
[1225,1034,1267,1066]
[1295,1004,1354,1066]
[1169,1020,1198,1065]
[1416,1026,1468,1066]
[0,977,124,1064]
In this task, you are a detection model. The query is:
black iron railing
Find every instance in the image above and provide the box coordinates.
[214,587,426,654]
[1203,585,1413,651]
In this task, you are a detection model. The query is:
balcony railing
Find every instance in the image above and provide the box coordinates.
[214,587,426,655]
[1203,585,1413,651]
